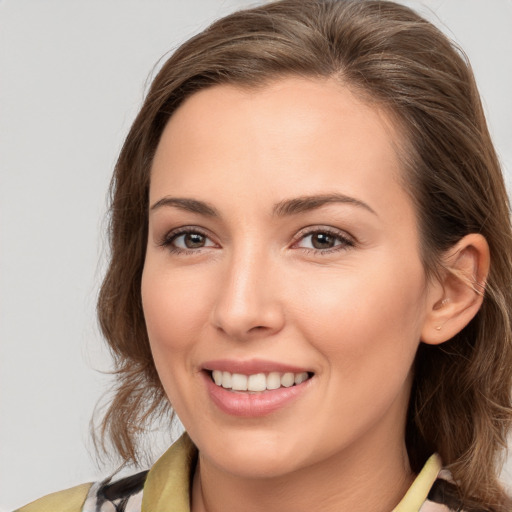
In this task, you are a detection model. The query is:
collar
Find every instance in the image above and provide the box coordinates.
[142,433,197,512]
[392,454,442,511]
[141,433,442,512]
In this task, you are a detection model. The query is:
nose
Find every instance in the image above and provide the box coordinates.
[210,248,285,341]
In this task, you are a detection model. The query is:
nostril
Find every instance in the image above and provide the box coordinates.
[249,325,267,332]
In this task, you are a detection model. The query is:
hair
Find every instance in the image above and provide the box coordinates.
[96,1,512,509]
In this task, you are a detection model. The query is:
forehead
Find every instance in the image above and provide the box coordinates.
[150,77,412,227]
[156,77,401,166]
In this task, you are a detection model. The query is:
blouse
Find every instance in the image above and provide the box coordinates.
[16,434,466,512]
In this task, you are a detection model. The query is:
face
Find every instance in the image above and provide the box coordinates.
[141,77,434,479]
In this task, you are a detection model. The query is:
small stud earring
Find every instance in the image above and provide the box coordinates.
[435,325,442,331]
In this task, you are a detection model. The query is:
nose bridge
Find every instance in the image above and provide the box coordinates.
[211,240,284,339]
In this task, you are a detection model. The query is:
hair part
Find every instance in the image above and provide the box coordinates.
[96,1,512,509]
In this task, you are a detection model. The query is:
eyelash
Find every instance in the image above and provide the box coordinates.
[158,227,213,255]
[293,227,355,255]
[158,226,355,256]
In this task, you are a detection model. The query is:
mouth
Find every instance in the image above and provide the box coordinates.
[208,370,314,393]
[201,360,315,416]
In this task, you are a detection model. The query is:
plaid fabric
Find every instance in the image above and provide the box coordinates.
[81,457,470,512]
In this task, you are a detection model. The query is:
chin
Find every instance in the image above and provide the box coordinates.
[207,449,301,479]
[195,428,307,478]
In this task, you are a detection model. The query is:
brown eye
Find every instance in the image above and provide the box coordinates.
[164,229,216,252]
[295,229,354,253]
[183,233,206,248]
[311,232,336,249]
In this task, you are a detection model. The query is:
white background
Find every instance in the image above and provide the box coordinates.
[1,0,511,510]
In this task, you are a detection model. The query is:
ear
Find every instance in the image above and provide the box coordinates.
[421,233,490,345]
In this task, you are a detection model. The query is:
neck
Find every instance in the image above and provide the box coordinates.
[191,427,414,512]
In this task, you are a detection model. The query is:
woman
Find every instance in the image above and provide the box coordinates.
[17,0,512,511]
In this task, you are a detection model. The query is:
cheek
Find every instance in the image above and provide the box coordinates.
[141,264,214,362]
[141,263,218,415]
[292,255,427,376]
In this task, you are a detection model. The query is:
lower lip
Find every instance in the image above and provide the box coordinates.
[203,372,312,417]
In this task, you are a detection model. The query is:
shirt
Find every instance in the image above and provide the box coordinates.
[16,434,464,512]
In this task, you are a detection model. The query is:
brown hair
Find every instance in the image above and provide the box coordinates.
[96,1,512,509]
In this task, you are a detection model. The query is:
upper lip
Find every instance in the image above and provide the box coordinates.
[202,358,311,375]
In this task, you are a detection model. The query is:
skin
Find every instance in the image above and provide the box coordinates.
[141,77,484,512]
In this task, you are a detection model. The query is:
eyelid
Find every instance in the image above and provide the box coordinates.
[292,225,355,242]
[291,225,356,252]
[158,226,219,252]
[157,224,356,255]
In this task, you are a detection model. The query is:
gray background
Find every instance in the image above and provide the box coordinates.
[1,0,511,510]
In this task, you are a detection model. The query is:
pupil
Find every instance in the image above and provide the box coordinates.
[312,233,334,249]
[185,233,205,248]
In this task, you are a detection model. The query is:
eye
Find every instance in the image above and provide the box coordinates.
[160,228,217,253]
[174,232,210,249]
[294,228,354,253]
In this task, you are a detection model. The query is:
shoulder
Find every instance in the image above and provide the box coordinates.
[420,468,489,512]
[14,483,92,512]
[13,434,195,512]
[15,471,149,512]
[82,470,149,512]
[84,433,196,512]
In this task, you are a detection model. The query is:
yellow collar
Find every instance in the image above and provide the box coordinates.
[142,434,441,512]
[142,434,197,512]
[392,454,442,511]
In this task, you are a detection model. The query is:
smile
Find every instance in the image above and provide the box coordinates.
[211,370,310,392]
[203,364,314,417]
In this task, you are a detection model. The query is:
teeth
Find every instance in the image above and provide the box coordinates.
[281,372,295,388]
[247,373,266,392]
[231,373,248,391]
[267,372,281,390]
[211,370,309,391]
[221,371,232,389]
[295,372,308,385]
[213,371,223,386]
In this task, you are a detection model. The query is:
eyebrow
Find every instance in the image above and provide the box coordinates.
[272,193,377,217]
[150,197,220,216]
[150,193,377,218]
